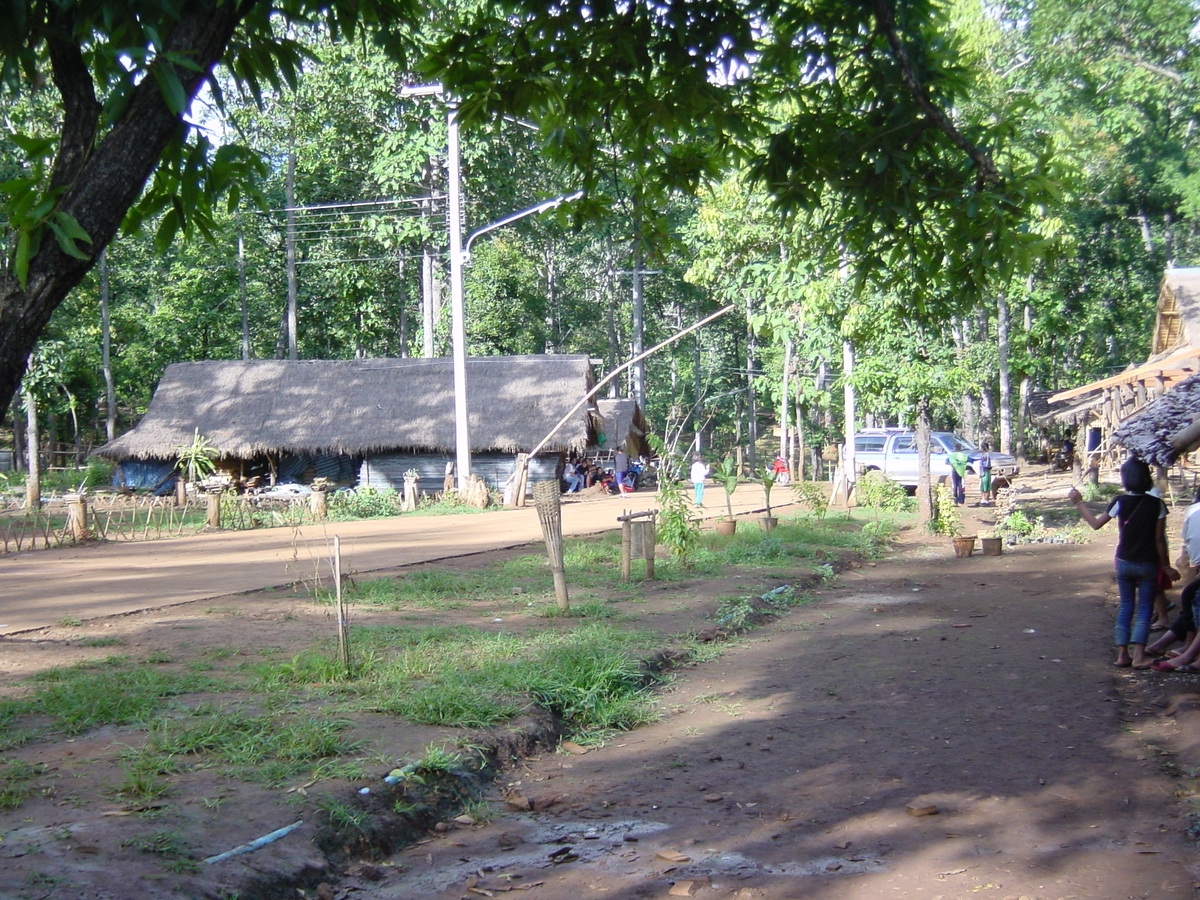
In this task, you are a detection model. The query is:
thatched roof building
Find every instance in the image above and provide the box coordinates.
[1042,269,1200,472]
[1112,372,1200,467]
[96,357,600,493]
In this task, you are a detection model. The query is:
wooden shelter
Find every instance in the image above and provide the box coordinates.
[594,399,652,458]
[1040,269,1200,474]
[95,355,602,495]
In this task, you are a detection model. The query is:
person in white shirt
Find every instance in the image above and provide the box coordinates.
[1150,489,1200,671]
[689,456,710,507]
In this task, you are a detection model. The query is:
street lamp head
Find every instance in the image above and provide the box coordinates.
[399,83,445,98]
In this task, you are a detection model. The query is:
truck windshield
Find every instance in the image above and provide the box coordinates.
[941,435,978,452]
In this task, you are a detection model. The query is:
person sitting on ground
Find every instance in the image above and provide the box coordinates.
[562,458,583,493]
[1068,457,1179,669]
[1151,488,1200,671]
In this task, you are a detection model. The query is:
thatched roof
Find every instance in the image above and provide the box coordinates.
[96,356,597,461]
[1112,372,1200,466]
[595,399,652,456]
[1152,268,1200,356]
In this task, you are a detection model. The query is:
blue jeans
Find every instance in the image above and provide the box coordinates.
[1115,558,1158,647]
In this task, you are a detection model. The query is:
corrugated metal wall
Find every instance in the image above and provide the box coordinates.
[359,452,562,497]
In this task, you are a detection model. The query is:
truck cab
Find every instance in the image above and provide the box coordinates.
[853,429,1019,488]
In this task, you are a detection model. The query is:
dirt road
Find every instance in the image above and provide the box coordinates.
[0,488,771,634]
[3,478,1200,899]
[377,511,1200,899]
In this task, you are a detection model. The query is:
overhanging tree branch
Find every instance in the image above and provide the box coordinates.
[869,0,1000,188]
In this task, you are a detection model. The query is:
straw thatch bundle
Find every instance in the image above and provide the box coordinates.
[1112,372,1200,466]
[96,356,597,461]
[595,398,651,456]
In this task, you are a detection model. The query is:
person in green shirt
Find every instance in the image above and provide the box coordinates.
[948,449,970,505]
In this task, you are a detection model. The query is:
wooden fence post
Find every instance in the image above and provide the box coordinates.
[533,480,569,612]
[206,491,222,529]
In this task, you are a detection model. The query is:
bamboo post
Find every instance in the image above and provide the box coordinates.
[533,480,569,612]
[402,473,418,511]
[509,453,530,508]
[65,492,88,543]
[621,514,632,581]
[206,491,222,529]
[644,516,656,579]
[334,535,351,676]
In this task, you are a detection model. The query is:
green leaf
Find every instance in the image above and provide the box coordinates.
[47,213,92,259]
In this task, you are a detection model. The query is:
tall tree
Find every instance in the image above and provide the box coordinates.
[0,0,417,415]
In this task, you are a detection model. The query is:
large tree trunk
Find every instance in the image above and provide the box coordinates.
[915,396,933,525]
[997,292,1012,455]
[24,386,41,512]
[0,0,246,417]
[842,339,857,502]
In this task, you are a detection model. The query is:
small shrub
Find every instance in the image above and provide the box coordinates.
[929,483,961,536]
[328,487,403,520]
[855,471,913,512]
[656,480,700,563]
[793,482,828,519]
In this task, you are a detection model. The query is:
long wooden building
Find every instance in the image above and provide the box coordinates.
[94,355,606,495]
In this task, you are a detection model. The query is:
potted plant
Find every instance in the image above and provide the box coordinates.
[760,467,779,531]
[931,483,975,557]
[979,531,1003,556]
[713,457,740,535]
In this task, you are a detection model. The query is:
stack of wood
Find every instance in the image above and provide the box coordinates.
[1113,372,1200,466]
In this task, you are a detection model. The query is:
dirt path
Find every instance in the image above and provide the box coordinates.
[375,512,1200,899]
[4,476,1200,899]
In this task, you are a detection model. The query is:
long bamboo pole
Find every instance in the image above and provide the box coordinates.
[511,303,736,507]
[530,304,736,463]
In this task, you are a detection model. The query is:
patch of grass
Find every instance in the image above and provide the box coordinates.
[77,636,124,647]
[122,829,198,871]
[58,615,84,627]
[0,759,45,810]
[14,661,216,736]
[137,708,360,784]
[341,568,531,610]
[316,793,371,833]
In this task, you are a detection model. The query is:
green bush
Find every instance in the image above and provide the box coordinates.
[656,480,700,563]
[855,470,913,512]
[792,482,828,519]
[328,487,403,520]
[929,483,962,536]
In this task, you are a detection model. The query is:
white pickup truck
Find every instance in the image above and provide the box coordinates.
[852,429,1019,488]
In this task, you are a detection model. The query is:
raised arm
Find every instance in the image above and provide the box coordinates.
[1067,487,1111,530]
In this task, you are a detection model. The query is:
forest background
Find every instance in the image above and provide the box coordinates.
[2,0,1197,484]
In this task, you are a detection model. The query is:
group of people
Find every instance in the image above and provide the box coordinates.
[1069,456,1200,670]
[948,443,995,506]
[562,450,638,495]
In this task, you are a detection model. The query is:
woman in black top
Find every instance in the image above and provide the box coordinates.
[1069,458,1179,669]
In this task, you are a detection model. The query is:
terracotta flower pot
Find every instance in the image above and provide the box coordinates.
[980,536,1003,556]
[715,519,738,536]
[760,516,778,532]
[952,535,977,558]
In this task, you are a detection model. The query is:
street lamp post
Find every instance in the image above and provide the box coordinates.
[401,84,583,495]
[401,83,471,492]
